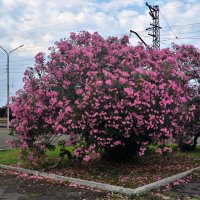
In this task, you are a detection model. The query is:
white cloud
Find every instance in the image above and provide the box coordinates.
[2,0,16,10]
[101,0,145,11]
[118,10,149,32]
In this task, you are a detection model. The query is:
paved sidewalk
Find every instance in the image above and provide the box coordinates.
[0,127,67,149]
[172,181,200,196]
[171,170,200,197]
[0,169,108,200]
[159,170,200,199]
[0,128,14,149]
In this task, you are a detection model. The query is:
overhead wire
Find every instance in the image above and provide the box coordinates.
[161,37,200,42]
[160,10,182,45]
[161,30,200,37]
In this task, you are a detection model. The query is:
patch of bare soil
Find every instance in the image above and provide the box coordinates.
[48,154,200,189]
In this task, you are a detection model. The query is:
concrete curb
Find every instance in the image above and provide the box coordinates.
[0,164,199,195]
[0,148,15,151]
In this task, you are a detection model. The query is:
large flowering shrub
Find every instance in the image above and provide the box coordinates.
[10,32,200,165]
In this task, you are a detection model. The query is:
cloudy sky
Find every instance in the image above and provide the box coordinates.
[0,0,200,106]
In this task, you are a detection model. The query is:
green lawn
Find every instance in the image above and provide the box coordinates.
[0,144,75,166]
[0,146,71,166]
[0,148,19,165]
[177,145,200,158]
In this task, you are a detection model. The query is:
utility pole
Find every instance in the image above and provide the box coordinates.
[146,2,161,49]
[0,44,24,129]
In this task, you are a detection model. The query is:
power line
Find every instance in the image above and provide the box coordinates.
[162,22,200,29]
[160,10,182,45]
[133,22,200,35]
[161,30,200,36]
[161,36,200,41]
[160,41,168,47]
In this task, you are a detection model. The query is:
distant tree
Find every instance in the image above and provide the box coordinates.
[0,106,6,118]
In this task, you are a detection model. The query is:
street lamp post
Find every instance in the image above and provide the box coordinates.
[0,44,24,129]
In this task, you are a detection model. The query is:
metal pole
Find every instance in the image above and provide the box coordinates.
[130,30,148,47]
[0,45,24,129]
[7,53,9,129]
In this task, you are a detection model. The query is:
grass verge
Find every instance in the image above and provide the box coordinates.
[0,148,19,165]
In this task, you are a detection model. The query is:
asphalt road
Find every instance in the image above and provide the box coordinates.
[0,169,108,200]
